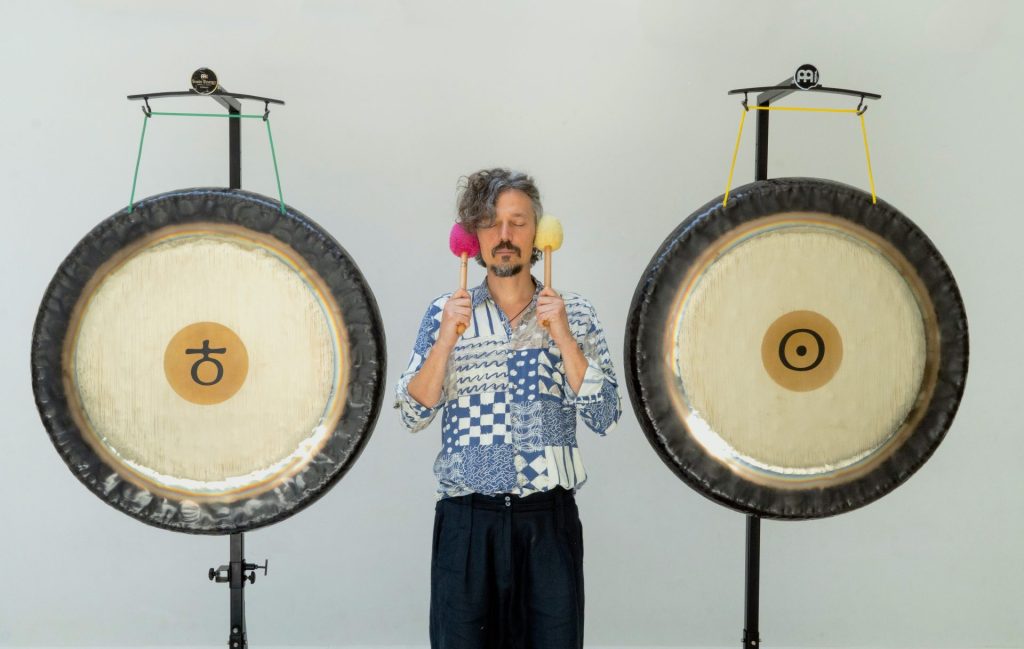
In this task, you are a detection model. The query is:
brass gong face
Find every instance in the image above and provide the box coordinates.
[63,223,350,499]
[667,214,933,483]
[33,189,386,533]
[626,179,968,519]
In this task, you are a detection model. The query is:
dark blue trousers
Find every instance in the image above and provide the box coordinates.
[430,487,584,649]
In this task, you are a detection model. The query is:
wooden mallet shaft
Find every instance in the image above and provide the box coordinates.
[456,252,469,335]
[542,246,553,327]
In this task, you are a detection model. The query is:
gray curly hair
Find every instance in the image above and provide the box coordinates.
[456,168,543,266]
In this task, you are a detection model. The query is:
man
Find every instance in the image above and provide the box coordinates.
[395,168,621,649]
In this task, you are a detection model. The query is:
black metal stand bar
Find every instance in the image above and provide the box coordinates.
[228,101,241,189]
[754,77,793,184]
[229,533,247,649]
[128,82,279,648]
[127,90,284,105]
[743,514,761,649]
[728,84,880,100]
[742,78,792,649]
[755,105,770,182]
[729,70,881,649]
[219,91,247,647]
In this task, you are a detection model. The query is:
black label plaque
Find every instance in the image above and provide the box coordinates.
[190,68,219,95]
[793,64,820,90]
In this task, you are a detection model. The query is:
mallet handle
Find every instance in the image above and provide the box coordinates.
[542,246,552,327]
[456,252,469,335]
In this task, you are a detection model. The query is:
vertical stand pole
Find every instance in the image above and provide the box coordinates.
[743,515,761,649]
[229,533,247,649]
[214,91,245,648]
[755,98,770,181]
[210,92,242,189]
[741,95,769,649]
[228,104,241,189]
[742,82,790,649]
[226,94,243,647]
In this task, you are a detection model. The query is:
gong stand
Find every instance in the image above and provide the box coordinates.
[725,69,880,649]
[127,79,284,649]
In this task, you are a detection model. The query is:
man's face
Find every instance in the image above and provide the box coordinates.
[477,189,536,278]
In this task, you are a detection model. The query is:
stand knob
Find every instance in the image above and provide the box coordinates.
[208,565,230,583]
[244,560,269,577]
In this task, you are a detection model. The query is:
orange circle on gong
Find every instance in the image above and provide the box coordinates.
[761,310,843,392]
[164,322,249,405]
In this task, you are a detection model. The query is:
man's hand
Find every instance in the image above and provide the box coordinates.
[538,287,588,394]
[537,287,572,346]
[407,288,470,409]
[438,288,472,349]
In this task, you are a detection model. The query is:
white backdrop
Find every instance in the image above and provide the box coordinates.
[1,1,1021,648]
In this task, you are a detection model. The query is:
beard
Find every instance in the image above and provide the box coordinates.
[489,241,524,277]
[490,262,524,277]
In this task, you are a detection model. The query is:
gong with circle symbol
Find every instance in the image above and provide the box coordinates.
[625,178,968,518]
[31,188,385,534]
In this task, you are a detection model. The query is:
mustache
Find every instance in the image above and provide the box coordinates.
[492,241,521,256]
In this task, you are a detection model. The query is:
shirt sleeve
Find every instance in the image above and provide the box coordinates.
[393,295,449,433]
[562,298,622,435]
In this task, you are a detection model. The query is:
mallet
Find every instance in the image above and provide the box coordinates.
[449,222,480,336]
[535,214,563,328]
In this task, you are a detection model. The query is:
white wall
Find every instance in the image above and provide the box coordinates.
[1,1,1021,647]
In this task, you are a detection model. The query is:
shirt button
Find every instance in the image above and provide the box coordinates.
[504,496,511,507]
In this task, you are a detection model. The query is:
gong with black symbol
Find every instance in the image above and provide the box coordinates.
[31,188,386,533]
[625,178,968,518]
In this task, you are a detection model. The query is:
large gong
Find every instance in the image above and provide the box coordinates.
[625,178,967,518]
[31,188,385,534]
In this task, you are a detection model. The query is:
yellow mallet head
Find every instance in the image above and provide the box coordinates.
[535,214,563,251]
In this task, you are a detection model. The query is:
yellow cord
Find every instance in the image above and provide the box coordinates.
[723,108,747,207]
[748,105,858,114]
[859,113,877,204]
[722,104,878,206]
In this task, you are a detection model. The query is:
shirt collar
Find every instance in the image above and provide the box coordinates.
[470,275,544,308]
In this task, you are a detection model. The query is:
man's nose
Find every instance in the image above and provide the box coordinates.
[500,222,512,240]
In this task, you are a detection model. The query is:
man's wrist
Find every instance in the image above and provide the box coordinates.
[551,331,578,352]
[433,337,457,356]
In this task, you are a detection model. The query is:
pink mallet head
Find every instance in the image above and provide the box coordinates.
[449,223,480,258]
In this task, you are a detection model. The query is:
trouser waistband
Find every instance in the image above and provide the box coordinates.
[441,486,574,511]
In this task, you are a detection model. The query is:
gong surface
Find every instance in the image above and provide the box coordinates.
[625,178,968,518]
[32,188,386,533]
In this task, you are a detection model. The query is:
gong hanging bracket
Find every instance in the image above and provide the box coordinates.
[127,68,285,191]
[727,64,881,105]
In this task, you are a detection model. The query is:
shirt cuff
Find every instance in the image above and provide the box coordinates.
[563,361,607,402]
[394,380,443,419]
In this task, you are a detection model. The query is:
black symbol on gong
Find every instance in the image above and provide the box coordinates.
[779,329,825,371]
[793,64,820,90]
[185,339,227,386]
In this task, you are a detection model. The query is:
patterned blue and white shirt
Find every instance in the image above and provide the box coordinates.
[395,277,621,499]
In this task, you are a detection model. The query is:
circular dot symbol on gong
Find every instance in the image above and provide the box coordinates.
[164,322,248,405]
[761,311,842,392]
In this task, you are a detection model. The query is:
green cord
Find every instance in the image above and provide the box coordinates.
[126,110,286,213]
[265,119,286,214]
[128,113,149,213]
